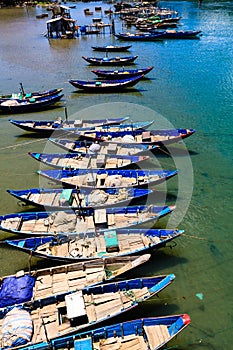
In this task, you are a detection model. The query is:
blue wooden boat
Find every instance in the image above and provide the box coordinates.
[7,187,153,210]
[91,44,132,51]
[69,75,144,92]
[28,152,149,170]
[0,205,176,237]
[49,138,158,155]
[91,66,154,79]
[0,255,150,309]
[0,276,175,348]
[21,314,191,350]
[82,55,138,65]
[0,93,64,114]
[37,168,178,189]
[76,128,196,146]
[4,228,182,261]
[9,116,129,134]
[115,32,165,41]
[0,87,63,100]
[157,29,202,39]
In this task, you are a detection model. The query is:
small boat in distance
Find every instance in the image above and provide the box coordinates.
[28,151,150,170]
[0,93,63,114]
[9,116,129,134]
[7,187,153,210]
[0,87,63,100]
[69,75,144,92]
[91,44,132,51]
[91,66,154,79]
[156,29,202,39]
[115,32,165,41]
[82,55,138,65]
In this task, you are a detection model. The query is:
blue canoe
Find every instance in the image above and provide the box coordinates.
[115,32,165,41]
[82,55,138,65]
[8,116,130,134]
[22,314,191,350]
[0,255,151,309]
[91,66,154,79]
[48,138,158,155]
[0,205,176,237]
[156,29,202,39]
[75,128,196,146]
[6,187,153,210]
[0,87,63,100]
[28,152,149,170]
[0,275,175,348]
[91,44,132,51]
[37,168,178,189]
[0,93,64,114]
[4,228,181,261]
[69,75,144,92]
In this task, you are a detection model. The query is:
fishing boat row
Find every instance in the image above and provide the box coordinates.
[0,3,195,344]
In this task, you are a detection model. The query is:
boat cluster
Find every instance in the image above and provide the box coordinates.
[0,109,194,349]
[0,3,200,349]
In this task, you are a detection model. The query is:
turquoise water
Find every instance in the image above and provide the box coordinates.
[0,1,233,348]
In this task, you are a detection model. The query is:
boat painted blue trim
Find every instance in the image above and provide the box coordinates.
[17,314,190,350]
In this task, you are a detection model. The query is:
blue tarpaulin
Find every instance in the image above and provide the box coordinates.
[0,275,35,308]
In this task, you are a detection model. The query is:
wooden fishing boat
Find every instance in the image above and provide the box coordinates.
[115,32,165,41]
[6,188,153,210]
[157,29,202,39]
[4,228,182,262]
[0,94,64,114]
[25,314,191,350]
[82,55,138,65]
[0,255,150,309]
[91,66,154,79]
[0,205,176,237]
[91,44,132,51]
[28,152,150,170]
[37,168,178,189]
[0,87,63,100]
[75,128,196,146]
[0,275,175,349]
[49,138,158,155]
[69,75,144,92]
[8,116,129,134]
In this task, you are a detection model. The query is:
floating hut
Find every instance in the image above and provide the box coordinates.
[46,4,76,39]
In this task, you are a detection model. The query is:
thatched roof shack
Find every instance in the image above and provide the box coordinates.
[46,5,76,39]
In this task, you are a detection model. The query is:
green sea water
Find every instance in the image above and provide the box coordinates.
[0,1,232,349]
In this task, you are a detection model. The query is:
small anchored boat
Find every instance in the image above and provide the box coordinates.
[34,314,191,350]
[49,138,158,155]
[82,55,138,65]
[91,44,132,51]
[91,66,154,79]
[0,205,176,237]
[0,275,175,349]
[69,75,144,92]
[28,152,149,170]
[0,93,64,114]
[0,254,151,308]
[7,187,153,210]
[37,168,178,189]
[8,116,129,134]
[75,128,196,146]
